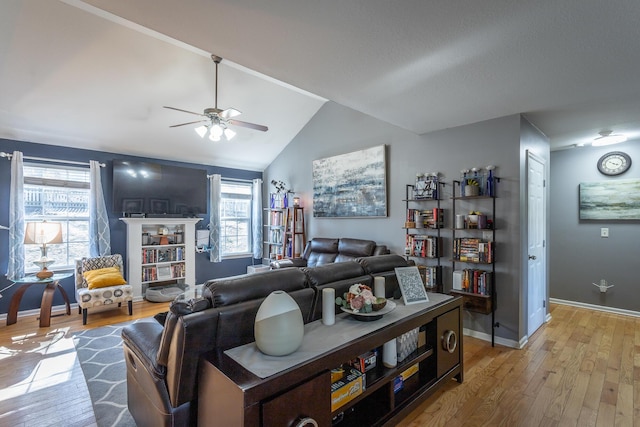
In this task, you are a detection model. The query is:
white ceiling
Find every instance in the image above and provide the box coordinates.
[2,0,640,171]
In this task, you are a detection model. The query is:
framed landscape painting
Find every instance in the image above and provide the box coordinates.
[579,179,640,220]
[312,145,387,218]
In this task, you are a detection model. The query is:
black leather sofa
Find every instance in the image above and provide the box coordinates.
[121,254,411,427]
[270,237,390,269]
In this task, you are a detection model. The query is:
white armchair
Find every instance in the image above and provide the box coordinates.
[75,254,133,325]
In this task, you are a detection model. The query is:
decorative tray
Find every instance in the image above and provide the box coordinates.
[340,300,396,321]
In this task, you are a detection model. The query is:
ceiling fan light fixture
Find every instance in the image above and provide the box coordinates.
[593,130,627,146]
[211,124,223,137]
[195,125,208,138]
[224,127,236,140]
[209,132,221,142]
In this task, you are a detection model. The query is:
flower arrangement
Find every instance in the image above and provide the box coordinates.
[336,283,386,313]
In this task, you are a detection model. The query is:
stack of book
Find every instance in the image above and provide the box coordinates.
[453,238,493,263]
[406,235,440,258]
[405,208,444,229]
[458,269,492,295]
[419,265,439,289]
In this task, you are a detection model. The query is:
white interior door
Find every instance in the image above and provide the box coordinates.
[527,151,546,337]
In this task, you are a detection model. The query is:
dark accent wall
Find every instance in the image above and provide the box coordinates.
[0,138,261,315]
[550,140,640,311]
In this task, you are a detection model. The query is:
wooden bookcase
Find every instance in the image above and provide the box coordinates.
[284,206,306,259]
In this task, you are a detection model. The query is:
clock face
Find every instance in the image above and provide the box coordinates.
[597,151,631,176]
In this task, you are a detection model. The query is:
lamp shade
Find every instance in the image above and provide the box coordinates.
[24,222,63,245]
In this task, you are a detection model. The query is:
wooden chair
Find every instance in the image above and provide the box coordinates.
[75,254,133,325]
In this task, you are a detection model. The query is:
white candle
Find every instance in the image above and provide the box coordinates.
[322,288,335,326]
[374,276,386,298]
[383,339,397,368]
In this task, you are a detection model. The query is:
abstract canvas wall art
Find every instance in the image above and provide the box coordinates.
[312,145,387,218]
[579,179,640,220]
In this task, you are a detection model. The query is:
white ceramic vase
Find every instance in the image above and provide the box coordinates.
[254,291,304,356]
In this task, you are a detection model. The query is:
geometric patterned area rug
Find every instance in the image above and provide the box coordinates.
[73,319,148,427]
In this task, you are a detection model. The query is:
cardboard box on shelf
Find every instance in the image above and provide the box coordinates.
[349,349,377,373]
[331,369,365,412]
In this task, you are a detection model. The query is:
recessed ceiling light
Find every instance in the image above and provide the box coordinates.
[593,130,627,146]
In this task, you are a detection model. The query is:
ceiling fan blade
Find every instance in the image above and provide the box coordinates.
[228,119,268,132]
[170,119,208,128]
[163,106,206,117]
[219,108,242,119]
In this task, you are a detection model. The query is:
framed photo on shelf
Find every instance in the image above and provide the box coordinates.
[395,266,429,305]
[122,198,143,213]
[157,265,172,280]
[150,198,170,214]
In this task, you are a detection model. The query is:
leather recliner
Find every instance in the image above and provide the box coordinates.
[121,268,314,427]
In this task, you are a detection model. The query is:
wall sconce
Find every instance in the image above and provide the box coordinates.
[24,221,63,279]
[293,196,301,207]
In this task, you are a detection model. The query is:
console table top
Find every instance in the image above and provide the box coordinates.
[225,292,454,379]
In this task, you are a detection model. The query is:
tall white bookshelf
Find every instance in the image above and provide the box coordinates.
[121,217,201,299]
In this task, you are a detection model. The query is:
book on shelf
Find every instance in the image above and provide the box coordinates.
[142,247,185,264]
[418,265,439,289]
[406,234,440,258]
[457,269,492,295]
[453,238,493,263]
[270,210,283,226]
[405,208,444,228]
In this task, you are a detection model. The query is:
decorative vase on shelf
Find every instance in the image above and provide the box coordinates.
[254,291,304,356]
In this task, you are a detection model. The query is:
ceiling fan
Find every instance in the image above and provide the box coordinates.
[164,54,268,141]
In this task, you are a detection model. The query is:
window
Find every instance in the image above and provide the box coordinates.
[220,181,252,257]
[23,164,90,270]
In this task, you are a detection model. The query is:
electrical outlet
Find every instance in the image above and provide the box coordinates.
[601,228,609,238]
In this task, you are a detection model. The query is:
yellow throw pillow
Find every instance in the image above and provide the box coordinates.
[83,267,127,289]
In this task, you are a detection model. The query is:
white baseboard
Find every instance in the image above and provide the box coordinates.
[0,297,146,322]
[550,298,640,318]
[463,327,523,349]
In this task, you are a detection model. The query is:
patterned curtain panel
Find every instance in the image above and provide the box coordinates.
[89,160,111,257]
[252,178,263,260]
[208,174,221,263]
[7,151,25,280]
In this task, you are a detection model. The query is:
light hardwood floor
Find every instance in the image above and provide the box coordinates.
[0,301,638,426]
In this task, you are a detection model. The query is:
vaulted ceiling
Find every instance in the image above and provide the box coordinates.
[2,0,639,170]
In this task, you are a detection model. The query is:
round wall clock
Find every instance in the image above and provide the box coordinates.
[597,151,631,176]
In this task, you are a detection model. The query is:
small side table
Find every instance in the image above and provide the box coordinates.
[6,273,73,327]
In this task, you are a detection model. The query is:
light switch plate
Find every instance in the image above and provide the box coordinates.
[601,228,609,238]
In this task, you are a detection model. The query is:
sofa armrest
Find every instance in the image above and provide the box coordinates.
[122,320,166,380]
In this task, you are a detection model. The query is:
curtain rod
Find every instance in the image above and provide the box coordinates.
[207,175,255,183]
[0,152,105,167]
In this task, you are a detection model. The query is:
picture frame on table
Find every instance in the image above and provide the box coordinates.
[395,266,429,305]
